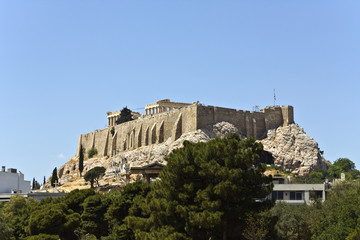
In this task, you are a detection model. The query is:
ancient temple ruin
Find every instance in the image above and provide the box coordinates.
[144,99,191,115]
[107,110,141,127]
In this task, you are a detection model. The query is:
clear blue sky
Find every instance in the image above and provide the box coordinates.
[1,1,359,183]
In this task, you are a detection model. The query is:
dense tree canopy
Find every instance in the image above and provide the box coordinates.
[2,136,360,240]
[106,181,150,230]
[270,202,311,240]
[310,181,360,240]
[81,194,109,238]
[127,134,274,240]
[293,158,360,184]
[0,210,12,240]
[327,158,360,180]
[2,195,37,239]
[27,202,81,239]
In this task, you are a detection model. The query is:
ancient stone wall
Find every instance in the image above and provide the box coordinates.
[196,105,293,139]
[77,104,198,157]
[76,103,294,158]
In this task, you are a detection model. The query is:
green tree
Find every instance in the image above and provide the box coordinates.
[63,189,96,214]
[27,234,60,240]
[27,202,81,239]
[242,211,274,240]
[270,202,311,240]
[81,194,109,238]
[327,158,360,180]
[27,205,66,236]
[84,167,106,188]
[307,169,327,183]
[105,181,151,239]
[2,195,37,239]
[32,178,41,190]
[127,135,273,240]
[51,167,58,187]
[0,210,13,240]
[79,144,84,177]
[311,181,360,240]
[333,158,355,172]
[115,107,133,125]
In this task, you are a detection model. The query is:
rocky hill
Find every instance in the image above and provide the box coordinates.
[50,122,327,191]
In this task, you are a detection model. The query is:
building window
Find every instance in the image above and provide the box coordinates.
[310,190,323,200]
[296,192,302,200]
[290,191,303,200]
[272,191,284,200]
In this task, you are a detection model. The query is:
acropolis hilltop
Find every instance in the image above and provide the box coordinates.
[77,99,294,158]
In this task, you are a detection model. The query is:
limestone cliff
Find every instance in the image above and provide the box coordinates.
[52,122,327,191]
[260,124,327,175]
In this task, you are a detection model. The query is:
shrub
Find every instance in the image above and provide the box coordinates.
[27,234,60,240]
[87,148,98,158]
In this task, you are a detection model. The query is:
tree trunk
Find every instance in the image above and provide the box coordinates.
[223,231,227,240]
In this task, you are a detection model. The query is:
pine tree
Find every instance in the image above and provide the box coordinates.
[32,178,41,190]
[83,167,106,188]
[32,178,35,190]
[43,176,46,185]
[51,167,58,187]
[127,134,274,239]
[79,144,84,177]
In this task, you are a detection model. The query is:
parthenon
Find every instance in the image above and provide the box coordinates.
[107,99,191,127]
[144,99,191,115]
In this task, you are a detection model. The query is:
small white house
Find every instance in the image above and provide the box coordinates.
[270,176,331,205]
[0,166,31,194]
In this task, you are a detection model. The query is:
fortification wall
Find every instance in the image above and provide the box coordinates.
[76,104,294,158]
[196,105,294,139]
[78,105,198,157]
[281,105,294,126]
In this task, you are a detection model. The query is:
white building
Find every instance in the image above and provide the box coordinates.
[270,176,331,205]
[0,166,31,194]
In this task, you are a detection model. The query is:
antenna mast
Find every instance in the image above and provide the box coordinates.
[273,89,276,106]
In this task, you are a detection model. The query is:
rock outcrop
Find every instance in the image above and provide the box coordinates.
[260,124,327,175]
[53,121,327,191]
